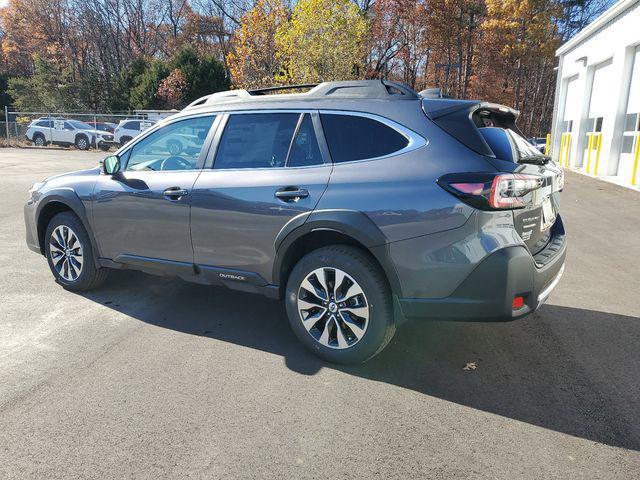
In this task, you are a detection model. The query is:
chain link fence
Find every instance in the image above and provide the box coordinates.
[0,109,177,150]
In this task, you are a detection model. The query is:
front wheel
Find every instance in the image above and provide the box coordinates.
[285,246,396,364]
[33,134,46,147]
[44,212,108,291]
[75,135,89,150]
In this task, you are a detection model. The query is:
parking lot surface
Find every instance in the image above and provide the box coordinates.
[1,148,639,479]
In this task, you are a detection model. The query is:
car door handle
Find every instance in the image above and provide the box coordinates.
[163,187,189,199]
[275,187,309,202]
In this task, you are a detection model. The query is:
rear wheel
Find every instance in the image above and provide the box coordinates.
[44,212,108,291]
[285,246,395,364]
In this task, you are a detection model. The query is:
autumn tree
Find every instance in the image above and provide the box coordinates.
[156,68,188,108]
[226,0,289,89]
[479,0,561,134]
[170,44,229,101]
[276,0,369,84]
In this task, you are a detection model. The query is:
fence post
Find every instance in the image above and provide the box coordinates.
[4,106,9,141]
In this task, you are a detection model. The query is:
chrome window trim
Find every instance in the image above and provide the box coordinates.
[206,110,331,170]
[318,109,428,164]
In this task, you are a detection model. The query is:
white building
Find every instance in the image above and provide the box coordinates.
[551,0,640,187]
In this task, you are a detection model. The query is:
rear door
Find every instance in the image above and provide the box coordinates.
[190,111,332,283]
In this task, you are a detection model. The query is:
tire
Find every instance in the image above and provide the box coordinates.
[120,136,132,147]
[98,144,110,151]
[285,245,396,364]
[167,140,182,156]
[44,212,108,291]
[75,135,89,150]
[33,133,46,147]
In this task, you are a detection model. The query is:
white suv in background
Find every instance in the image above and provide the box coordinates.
[25,118,115,150]
[114,119,155,146]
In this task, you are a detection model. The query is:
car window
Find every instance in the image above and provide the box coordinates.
[35,121,50,127]
[320,114,409,163]
[124,121,140,130]
[214,113,299,169]
[63,122,74,130]
[125,116,216,172]
[287,114,323,167]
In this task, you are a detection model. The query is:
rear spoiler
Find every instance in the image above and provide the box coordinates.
[421,99,523,157]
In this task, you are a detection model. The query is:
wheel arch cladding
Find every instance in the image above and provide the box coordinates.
[273,210,402,296]
[36,193,100,263]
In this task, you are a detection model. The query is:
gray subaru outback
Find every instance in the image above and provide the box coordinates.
[25,80,566,364]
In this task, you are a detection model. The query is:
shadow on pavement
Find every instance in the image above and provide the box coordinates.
[82,270,640,451]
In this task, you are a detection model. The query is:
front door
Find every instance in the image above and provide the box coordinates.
[92,115,218,265]
[190,112,332,283]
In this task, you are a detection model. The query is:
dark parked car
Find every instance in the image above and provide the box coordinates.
[25,80,566,364]
[86,121,118,134]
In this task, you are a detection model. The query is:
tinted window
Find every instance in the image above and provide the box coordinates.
[35,121,50,127]
[215,113,299,169]
[320,114,408,163]
[479,127,514,162]
[125,116,215,172]
[124,121,140,130]
[287,114,323,167]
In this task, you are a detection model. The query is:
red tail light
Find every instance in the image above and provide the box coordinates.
[438,172,543,210]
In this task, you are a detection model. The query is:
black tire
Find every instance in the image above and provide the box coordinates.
[44,212,108,291]
[285,245,395,364]
[120,136,132,147]
[75,135,90,150]
[33,133,46,147]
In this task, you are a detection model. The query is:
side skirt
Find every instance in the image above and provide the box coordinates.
[100,255,280,299]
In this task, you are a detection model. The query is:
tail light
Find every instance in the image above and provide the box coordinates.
[438,172,543,210]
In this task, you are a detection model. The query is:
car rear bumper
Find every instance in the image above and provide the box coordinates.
[396,218,567,322]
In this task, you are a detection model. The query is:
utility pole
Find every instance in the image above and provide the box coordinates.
[4,106,9,141]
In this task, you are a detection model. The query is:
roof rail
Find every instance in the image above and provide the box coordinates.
[184,80,420,109]
[248,84,318,95]
[185,89,253,108]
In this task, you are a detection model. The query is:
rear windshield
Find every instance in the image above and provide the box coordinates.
[479,127,545,163]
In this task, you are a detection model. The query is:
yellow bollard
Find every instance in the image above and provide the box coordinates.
[593,133,602,176]
[560,133,567,166]
[585,133,594,174]
[564,133,572,167]
[545,133,551,155]
[632,132,640,186]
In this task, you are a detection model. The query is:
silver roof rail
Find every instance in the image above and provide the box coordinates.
[185,89,253,109]
[184,80,420,110]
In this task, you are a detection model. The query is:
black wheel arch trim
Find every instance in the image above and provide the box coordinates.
[273,209,403,296]
[36,190,101,267]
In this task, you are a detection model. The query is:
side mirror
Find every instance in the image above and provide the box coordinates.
[102,155,121,175]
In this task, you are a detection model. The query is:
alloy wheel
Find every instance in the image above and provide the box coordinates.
[297,267,369,349]
[49,225,84,281]
[34,136,45,146]
[77,138,88,149]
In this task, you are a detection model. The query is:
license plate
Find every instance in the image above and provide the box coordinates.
[541,196,556,231]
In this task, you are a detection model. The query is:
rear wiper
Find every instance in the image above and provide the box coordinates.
[518,155,549,165]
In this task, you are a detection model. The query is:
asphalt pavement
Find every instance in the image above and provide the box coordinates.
[0,148,639,479]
